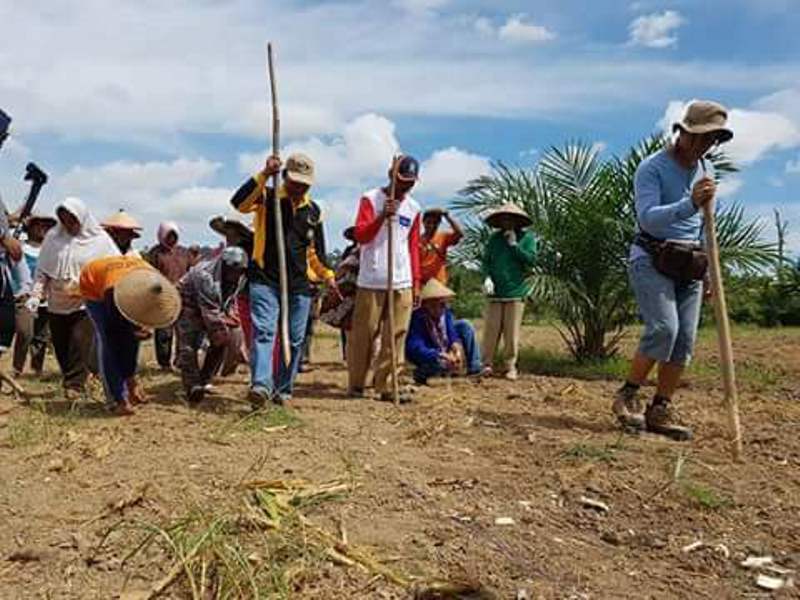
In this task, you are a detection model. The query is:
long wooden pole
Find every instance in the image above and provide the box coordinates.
[386,157,401,406]
[702,191,744,462]
[267,43,291,368]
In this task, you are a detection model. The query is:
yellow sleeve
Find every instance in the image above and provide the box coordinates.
[308,246,334,282]
[236,172,268,214]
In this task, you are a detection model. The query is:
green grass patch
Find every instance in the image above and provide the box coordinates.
[680,481,734,511]
[210,407,304,443]
[561,442,618,463]
[517,347,628,380]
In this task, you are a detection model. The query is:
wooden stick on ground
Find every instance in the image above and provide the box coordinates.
[267,42,291,368]
[386,156,401,406]
[702,188,744,462]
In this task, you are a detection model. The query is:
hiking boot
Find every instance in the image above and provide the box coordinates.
[248,386,270,411]
[612,383,645,431]
[504,367,519,381]
[645,397,693,441]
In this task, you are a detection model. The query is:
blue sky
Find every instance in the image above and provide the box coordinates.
[1,0,799,254]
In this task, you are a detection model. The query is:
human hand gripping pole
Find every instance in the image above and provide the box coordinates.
[700,159,743,462]
[267,42,291,368]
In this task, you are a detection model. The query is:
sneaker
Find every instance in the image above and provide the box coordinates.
[504,367,519,381]
[273,393,291,406]
[188,386,205,406]
[612,383,645,431]
[248,386,270,410]
[645,397,693,441]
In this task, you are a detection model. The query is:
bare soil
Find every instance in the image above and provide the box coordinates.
[1,324,798,599]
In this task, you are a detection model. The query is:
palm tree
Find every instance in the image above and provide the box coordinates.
[453,138,776,360]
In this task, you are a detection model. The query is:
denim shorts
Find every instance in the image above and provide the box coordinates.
[629,256,703,366]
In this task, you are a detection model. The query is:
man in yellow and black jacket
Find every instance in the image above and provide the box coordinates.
[231,153,335,408]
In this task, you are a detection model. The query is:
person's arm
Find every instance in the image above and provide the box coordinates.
[443,211,464,245]
[409,213,422,295]
[444,311,459,350]
[353,196,384,244]
[195,273,228,345]
[481,234,495,276]
[635,162,697,233]
[510,231,537,268]
[0,205,22,262]
[405,312,441,365]
[308,246,335,282]
[231,171,270,214]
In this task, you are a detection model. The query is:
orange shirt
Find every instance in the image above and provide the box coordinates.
[419,231,459,284]
[79,255,153,301]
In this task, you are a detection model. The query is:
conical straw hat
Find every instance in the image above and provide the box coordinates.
[420,278,456,301]
[484,203,532,228]
[102,209,142,231]
[113,269,181,329]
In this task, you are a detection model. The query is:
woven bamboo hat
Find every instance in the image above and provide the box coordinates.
[484,203,532,229]
[420,278,456,301]
[113,269,181,329]
[102,210,142,237]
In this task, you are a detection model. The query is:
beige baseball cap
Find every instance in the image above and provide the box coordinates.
[285,153,315,186]
[673,100,734,143]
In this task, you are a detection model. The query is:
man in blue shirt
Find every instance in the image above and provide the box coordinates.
[615,100,733,441]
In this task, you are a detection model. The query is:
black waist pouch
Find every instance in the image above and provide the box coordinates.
[636,234,708,285]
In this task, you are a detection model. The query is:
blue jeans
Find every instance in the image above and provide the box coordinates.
[414,319,482,382]
[249,282,312,397]
[629,256,703,366]
[86,300,140,407]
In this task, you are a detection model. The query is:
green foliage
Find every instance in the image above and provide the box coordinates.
[517,347,628,380]
[681,481,734,511]
[725,267,800,326]
[454,138,777,360]
[447,264,485,319]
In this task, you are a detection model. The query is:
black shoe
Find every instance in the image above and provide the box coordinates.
[187,386,205,406]
[645,397,692,441]
[248,386,270,411]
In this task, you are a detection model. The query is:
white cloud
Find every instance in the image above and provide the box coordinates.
[238,113,400,188]
[474,16,495,37]
[591,141,608,155]
[659,100,800,165]
[392,0,450,14]
[629,11,685,48]
[717,176,743,199]
[498,15,556,44]
[417,147,491,200]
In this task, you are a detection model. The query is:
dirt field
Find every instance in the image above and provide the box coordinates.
[1,324,798,599]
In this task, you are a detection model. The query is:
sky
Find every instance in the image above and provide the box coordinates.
[1,0,799,255]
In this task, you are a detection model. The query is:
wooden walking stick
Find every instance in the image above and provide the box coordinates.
[701,161,743,461]
[386,156,401,406]
[267,42,291,368]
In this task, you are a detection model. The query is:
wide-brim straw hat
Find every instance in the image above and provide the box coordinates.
[102,210,143,236]
[113,269,181,329]
[209,216,254,242]
[484,203,533,229]
[25,214,58,229]
[672,100,733,144]
[420,278,456,302]
[423,207,446,219]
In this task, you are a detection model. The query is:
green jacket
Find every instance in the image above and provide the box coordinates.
[482,229,537,300]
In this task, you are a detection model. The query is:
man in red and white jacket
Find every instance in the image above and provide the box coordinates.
[347,155,421,402]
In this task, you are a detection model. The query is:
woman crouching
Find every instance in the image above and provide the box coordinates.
[79,255,180,415]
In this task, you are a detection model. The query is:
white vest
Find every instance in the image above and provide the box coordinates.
[357,188,420,290]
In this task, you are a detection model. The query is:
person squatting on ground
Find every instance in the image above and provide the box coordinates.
[146,221,192,370]
[176,246,247,405]
[79,254,180,415]
[102,209,143,258]
[230,152,336,408]
[12,215,56,375]
[418,208,463,285]
[209,216,255,373]
[27,198,120,397]
[346,155,422,403]
[614,100,733,441]
[481,203,538,381]
[406,279,482,385]
[0,194,24,362]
